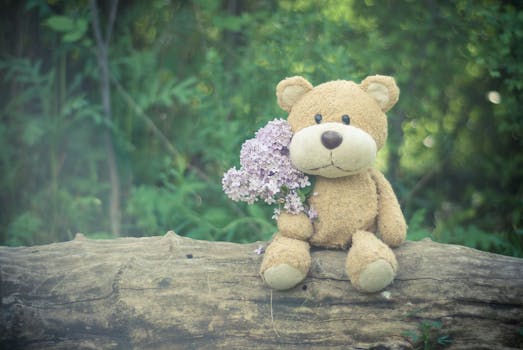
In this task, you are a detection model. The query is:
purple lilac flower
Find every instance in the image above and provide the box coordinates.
[222,118,312,217]
[253,244,265,255]
[307,206,318,221]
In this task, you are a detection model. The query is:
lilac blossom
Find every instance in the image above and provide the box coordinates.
[222,118,313,218]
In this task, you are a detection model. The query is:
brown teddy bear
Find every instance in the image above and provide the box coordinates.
[260,75,407,293]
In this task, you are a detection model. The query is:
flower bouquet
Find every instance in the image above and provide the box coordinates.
[222,119,316,219]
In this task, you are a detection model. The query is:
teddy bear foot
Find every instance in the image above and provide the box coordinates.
[260,233,311,290]
[357,259,395,293]
[262,264,307,290]
[346,231,398,293]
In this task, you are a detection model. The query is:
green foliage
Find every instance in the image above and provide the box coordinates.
[406,209,432,242]
[408,209,523,258]
[5,213,44,246]
[403,320,452,350]
[0,0,522,258]
[44,15,88,42]
[125,157,275,242]
[0,51,107,245]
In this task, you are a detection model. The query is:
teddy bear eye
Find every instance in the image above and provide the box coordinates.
[342,114,351,125]
[314,114,323,124]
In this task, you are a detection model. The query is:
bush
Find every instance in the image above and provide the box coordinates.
[1,1,521,258]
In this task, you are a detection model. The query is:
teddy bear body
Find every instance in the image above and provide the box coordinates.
[260,75,407,293]
[309,173,378,249]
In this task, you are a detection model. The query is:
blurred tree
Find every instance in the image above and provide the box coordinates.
[89,0,121,236]
[343,0,523,254]
[0,0,521,256]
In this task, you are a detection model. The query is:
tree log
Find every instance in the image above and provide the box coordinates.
[1,232,522,350]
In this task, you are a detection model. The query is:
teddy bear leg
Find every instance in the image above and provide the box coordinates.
[260,233,311,290]
[346,230,398,293]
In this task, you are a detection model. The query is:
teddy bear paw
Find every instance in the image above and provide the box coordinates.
[262,264,306,290]
[357,259,395,293]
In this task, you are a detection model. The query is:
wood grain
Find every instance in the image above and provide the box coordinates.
[1,232,522,349]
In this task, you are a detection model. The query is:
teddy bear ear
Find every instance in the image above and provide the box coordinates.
[360,75,400,112]
[276,76,313,112]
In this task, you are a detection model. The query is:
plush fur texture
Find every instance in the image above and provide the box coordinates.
[260,75,407,293]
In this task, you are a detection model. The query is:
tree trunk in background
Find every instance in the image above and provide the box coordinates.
[1,233,522,350]
[90,0,121,236]
[387,110,405,188]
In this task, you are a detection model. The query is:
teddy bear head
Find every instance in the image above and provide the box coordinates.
[276,75,399,178]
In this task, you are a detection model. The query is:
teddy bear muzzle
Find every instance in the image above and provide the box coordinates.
[290,123,377,178]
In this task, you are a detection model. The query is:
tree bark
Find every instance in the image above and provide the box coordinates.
[1,232,522,350]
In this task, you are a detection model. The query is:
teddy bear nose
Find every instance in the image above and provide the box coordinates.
[321,130,343,149]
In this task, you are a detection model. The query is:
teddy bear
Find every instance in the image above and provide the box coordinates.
[260,75,407,293]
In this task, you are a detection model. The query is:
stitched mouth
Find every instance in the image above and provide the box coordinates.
[309,162,348,172]
[307,154,362,173]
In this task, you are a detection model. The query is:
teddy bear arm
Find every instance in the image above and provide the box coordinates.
[370,169,407,247]
[277,211,314,241]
